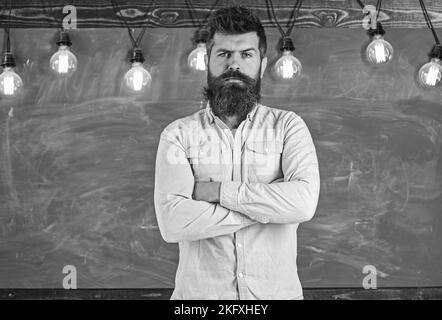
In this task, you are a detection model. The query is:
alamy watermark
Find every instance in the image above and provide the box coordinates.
[362,265,377,289]
[62,5,77,30]
[62,265,77,289]
[163,128,283,170]
[362,5,379,30]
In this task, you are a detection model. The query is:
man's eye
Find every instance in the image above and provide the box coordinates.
[218,52,229,58]
[242,52,252,58]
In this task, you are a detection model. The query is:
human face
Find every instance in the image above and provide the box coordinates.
[207,32,267,81]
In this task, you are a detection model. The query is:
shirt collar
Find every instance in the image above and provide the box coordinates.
[205,102,260,124]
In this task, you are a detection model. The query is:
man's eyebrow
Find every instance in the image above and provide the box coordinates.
[240,48,257,53]
[215,48,231,53]
[215,48,257,53]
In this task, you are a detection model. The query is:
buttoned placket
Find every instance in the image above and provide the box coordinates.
[210,107,255,300]
[233,124,249,300]
[216,118,251,300]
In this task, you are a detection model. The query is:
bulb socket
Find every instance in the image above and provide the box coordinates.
[368,22,386,37]
[1,52,16,68]
[57,31,72,47]
[195,28,209,44]
[280,37,295,52]
[130,48,145,63]
[429,44,442,59]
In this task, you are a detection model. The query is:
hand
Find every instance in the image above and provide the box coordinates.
[192,182,221,203]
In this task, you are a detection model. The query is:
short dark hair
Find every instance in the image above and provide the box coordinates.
[205,6,267,58]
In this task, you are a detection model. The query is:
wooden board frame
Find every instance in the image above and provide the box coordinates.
[0,0,441,29]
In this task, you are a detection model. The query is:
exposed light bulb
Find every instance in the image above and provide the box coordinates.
[188,43,207,71]
[275,51,302,79]
[124,48,152,92]
[49,31,77,77]
[365,22,393,66]
[274,37,302,81]
[366,35,394,65]
[0,67,23,96]
[417,44,442,88]
[418,58,442,87]
[0,53,23,97]
[124,62,151,91]
[50,46,77,76]
[187,29,209,72]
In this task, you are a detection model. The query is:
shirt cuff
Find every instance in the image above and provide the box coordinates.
[220,181,241,212]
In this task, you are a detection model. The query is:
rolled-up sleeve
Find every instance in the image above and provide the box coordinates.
[220,116,320,224]
[154,127,257,243]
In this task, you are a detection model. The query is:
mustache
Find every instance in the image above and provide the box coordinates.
[212,70,257,86]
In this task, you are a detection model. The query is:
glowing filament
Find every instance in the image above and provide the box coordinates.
[3,75,15,95]
[425,65,440,86]
[374,43,386,63]
[132,70,143,91]
[58,53,69,74]
[282,59,294,79]
[195,50,206,71]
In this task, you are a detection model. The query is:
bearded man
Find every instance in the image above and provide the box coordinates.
[154,6,320,300]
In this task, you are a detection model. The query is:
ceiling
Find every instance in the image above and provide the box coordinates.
[0,0,441,28]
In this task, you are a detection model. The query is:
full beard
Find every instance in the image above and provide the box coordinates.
[203,69,261,122]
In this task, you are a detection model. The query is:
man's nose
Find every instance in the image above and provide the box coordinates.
[227,55,241,71]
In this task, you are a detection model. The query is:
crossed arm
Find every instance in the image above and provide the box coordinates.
[154,133,258,243]
[154,116,320,243]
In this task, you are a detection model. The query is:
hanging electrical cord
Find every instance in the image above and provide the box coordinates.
[2,0,12,53]
[417,0,442,87]
[3,27,10,53]
[111,0,137,48]
[110,0,155,50]
[367,0,385,36]
[185,0,223,71]
[185,0,199,29]
[48,0,79,76]
[0,0,23,97]
[41,0,60,30]
[1,0,10,54]
[357,0,378,30]
[375,0,383,22]
[419,0,440,45]
[265,0,303,39]
[111,0,156,92]
[132,0,157,50]
[185,0,223,29]
[364,0,394,66]
[265,0,304,81]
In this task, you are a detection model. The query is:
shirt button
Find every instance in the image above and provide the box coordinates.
[237,243,242,248]
[238,272,244,278]
[260,216,269,223]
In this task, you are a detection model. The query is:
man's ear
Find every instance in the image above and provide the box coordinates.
[260,56,268,79]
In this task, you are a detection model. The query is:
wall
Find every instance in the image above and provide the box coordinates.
[0,27,441,288]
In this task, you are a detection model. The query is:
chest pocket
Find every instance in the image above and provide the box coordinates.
[245,140,283,183]
[187,142,222,182]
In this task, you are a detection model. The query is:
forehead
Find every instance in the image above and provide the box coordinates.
[211,32,260,50]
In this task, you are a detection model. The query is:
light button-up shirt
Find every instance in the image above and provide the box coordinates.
[154,103,320,299]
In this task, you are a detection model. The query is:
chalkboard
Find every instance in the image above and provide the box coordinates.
[0,27,441,288]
